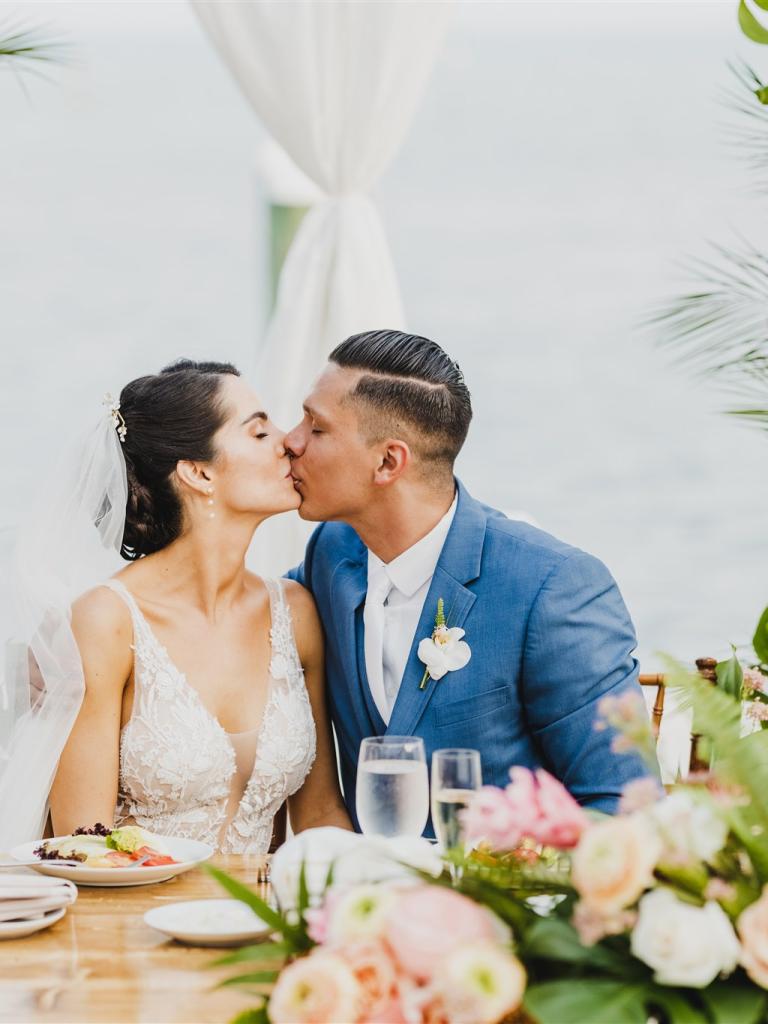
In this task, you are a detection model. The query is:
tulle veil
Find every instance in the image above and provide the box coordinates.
[0,401,127,848]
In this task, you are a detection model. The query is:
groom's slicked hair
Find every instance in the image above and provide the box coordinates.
[329,329,472,477]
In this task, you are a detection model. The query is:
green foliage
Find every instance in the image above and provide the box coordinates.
[740,0,768,44]
[752,606,768,664]
[0,22,69,79]
[716,648,744,699]
[211,941,291,969]
[229,1006,269,1024]
[524,979,651,1024]
[662,658,768,881]
[206,864,312,951]
[700,981,768,1023]
[521,917,639,977]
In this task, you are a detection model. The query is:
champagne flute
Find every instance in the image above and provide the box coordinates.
[356,736,429,838]
[431,748,482,882]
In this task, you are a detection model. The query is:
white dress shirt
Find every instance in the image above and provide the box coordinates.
[364,494,458,724]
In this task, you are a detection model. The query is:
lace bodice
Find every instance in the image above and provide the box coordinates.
[104,577,316,854]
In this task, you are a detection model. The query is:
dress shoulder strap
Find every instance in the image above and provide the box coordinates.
[101,578,154,648]
[263,577,303,678]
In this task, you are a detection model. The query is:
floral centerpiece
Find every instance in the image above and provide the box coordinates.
[209,659,768,1024]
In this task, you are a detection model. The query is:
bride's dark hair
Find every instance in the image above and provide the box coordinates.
[118,358,240,560]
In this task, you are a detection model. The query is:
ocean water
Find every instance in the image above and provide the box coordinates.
[1,1,765,670]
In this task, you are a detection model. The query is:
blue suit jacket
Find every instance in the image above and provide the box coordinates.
[288,481,652,831]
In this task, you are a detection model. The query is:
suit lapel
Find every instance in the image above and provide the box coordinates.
[385,481,486,738]
[329,548,387,738]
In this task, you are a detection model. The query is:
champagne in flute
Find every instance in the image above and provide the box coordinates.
[356,736,429,838]
[431,749,482,881]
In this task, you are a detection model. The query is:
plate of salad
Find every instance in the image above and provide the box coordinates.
[9,824,214,887]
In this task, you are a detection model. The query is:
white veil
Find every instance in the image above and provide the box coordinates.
[0,401,127,848]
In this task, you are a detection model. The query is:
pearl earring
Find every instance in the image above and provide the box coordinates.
[206,486,215,519]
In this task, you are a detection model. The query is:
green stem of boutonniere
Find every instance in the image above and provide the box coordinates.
[419,598,447,690]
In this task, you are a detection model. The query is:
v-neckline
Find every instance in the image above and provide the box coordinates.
[111,578,277,759]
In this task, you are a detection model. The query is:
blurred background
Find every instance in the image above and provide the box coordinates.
[1,0,764,669]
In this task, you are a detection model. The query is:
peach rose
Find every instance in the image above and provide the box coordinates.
[571,815,661,915]
[338,940,399,1018]
[267,949,362,1024]
[384,885,502,981]
[431,941,526,1024]
[738,885,768,988]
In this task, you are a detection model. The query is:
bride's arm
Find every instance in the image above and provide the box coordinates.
[284,581,353,834]
[48,588,133,836]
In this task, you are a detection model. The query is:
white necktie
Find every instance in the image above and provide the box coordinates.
[364,565,393,723]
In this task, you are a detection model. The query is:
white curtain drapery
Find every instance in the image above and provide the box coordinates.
[192,0,450,573]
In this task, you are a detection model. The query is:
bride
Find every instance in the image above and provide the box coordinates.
[0,359,351,852]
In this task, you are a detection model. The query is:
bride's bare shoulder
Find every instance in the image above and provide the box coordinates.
[71,584,132,640]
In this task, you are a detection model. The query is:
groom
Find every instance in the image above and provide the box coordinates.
[285,330,654,831]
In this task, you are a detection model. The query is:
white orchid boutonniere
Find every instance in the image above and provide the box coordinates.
[417,598,471,690]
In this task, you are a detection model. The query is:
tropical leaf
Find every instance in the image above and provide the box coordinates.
[524,979,651,1024]
[521,917,640,977]
[218,969,279,988]
[210,941,291,969]
[661,658,768,881]
[206,865,310,950]
[652,238,768,430]
[753,606,768,664]
[230,1005,269,1024]
[717,648,744,698]
[0,21,69,88]
[740,0,768,44]
[700,981,768,1024]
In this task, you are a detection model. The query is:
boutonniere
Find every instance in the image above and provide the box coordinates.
[417,598,471,690]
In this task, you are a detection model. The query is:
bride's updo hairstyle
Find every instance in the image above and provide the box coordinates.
[118,358,239,560]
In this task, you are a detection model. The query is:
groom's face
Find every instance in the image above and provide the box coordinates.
[285,365,379,522]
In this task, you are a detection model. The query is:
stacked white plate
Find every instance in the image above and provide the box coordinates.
[0,873,77,939]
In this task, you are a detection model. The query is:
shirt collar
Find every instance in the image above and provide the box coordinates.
[367,493,458,599]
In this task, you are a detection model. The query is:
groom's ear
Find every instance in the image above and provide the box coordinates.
[175,459,212,496]
[373,439,411,487]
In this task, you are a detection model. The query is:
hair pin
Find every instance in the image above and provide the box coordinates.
[102,393,127,443]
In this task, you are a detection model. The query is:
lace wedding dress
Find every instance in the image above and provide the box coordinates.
[103,577,316,854]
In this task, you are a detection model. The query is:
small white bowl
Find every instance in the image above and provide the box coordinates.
[144,898,273,947]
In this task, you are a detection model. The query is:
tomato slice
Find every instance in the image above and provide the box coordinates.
[132,845,176,867]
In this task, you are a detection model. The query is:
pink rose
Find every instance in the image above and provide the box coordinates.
[384,885,500,982]
[462,784,525,849]
[738,885,768,988]
[267,949,362,1024]
[530,769,589,848]
[464,767,588,851]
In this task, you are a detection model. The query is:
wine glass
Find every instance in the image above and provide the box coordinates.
[356,736,429,837]
[431,748,482,881]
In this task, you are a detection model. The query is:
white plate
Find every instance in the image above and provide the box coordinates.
[9,837,214,887]
[144,898,272,947]
[0,905,67,940]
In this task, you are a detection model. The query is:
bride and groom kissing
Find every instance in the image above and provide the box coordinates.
[1,329,653,851]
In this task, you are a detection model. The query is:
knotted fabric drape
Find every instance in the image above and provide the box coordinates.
[192,0,450,572]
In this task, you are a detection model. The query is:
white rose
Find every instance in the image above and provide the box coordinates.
[649,791,728,864]
[630,888,740,987]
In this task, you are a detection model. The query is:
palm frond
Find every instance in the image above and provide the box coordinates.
[720,61,768,179]
[651,239,768,427]
[0,21,70,91]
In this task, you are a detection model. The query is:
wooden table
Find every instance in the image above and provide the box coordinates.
[0,855,269,1024]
